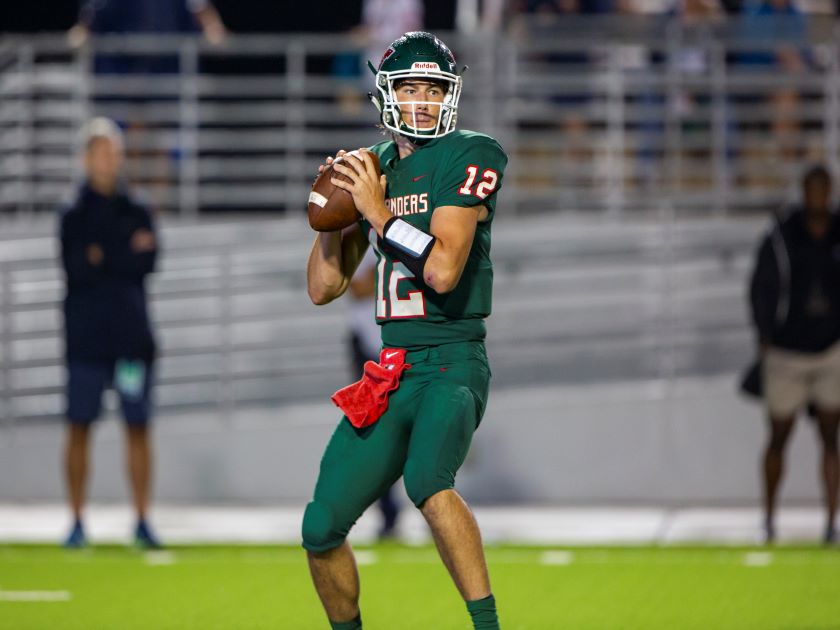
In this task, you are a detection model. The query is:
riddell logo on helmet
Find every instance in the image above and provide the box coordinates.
[411,62,440,70]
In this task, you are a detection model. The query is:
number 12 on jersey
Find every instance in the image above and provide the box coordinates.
[370,230,426,319]
[458,165,499,199]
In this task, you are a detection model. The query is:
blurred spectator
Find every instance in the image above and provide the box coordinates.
[358,0,423,69]
[739,0,807,71]
[669,0,724,68]
[68,0,227,52]
[749,165,840,544]
[720,0,745,13]
[347,251,381,391]
[334,0,423,115]
[516,0,571,14]
[59,118,161,549]
[737,0,810,182]
[666,0,726,190]
[510,0,601,197]
[512,0,617,16]
[456,0,508,32]
[605,0,654,191]
[68,0,229,212]
[346,251,401,539]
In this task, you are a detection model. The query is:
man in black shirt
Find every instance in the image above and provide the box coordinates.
[750,165,840,544]
[59,118,160,548]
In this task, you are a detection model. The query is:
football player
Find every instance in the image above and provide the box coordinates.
[303,32,507,630]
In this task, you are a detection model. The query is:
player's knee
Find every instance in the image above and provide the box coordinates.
[403,461,451,508]
[418,488,455,518]
[301,500,343,552]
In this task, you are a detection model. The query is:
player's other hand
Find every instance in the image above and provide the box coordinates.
[330,148,387,219]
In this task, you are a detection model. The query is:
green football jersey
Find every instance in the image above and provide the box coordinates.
[360,129,508,349]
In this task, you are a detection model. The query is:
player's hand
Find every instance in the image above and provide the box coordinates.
[330,149,388,220]
[317,150,348,176]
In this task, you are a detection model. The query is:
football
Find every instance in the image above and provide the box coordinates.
[308,150,381,232]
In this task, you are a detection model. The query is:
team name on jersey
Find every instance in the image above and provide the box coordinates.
[386,192,428,216]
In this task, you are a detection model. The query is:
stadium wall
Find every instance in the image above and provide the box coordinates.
[0,374,823,506]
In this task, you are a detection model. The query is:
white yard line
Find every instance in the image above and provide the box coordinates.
[144,551,176,566]
[540,551,575,566]
[354,550,378,566]
[743,552,773,567]
[0,589,71,602]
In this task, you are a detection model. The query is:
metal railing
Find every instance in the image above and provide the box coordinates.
[2,19,840,215]
[0,210,760,426]
[0,21,819,427]
[0,216,348,426]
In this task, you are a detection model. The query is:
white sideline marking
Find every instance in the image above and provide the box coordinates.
[354,550,378,566]
[540,551,574,566]
[144,551,176,566]
[743,552,772,567]
[0,589,71,602]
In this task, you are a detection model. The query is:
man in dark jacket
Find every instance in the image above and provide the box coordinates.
[750,165,840,544]
[60,118,160,548]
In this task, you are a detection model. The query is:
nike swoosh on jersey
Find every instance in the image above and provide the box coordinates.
[385,351,399,359]
[412,175,428,182]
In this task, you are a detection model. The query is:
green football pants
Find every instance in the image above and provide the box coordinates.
[302,341,490,553]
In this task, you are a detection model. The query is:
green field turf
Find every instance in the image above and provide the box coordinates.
[1,543,839,629]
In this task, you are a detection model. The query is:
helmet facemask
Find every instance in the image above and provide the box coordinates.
[372,66,462,141]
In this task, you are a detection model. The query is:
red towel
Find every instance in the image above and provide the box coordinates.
[332,348,411,428]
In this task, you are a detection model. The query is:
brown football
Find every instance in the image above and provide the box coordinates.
[308,150,382,232]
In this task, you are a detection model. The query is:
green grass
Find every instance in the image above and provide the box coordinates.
[1,544,839,629]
